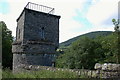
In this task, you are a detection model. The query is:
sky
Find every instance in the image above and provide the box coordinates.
[0,0,119,43]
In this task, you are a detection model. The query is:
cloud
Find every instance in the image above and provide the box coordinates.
[84,0,119,34]
[86,0,118,26]
[1,0,119,43]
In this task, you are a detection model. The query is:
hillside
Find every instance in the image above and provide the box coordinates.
[59,31,112,48]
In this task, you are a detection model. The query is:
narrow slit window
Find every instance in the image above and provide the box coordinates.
[16,27,18,40]
[18,29,20,39]
[41,27,45,39]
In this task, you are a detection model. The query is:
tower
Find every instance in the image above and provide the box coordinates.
[12,2,60,72]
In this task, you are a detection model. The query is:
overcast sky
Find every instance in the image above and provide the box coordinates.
[0,0,119,43]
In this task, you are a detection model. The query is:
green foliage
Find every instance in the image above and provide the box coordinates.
[57,32,120,69]
[57,37,104,69]
[2,68,81,78]
[112,19,120,32]
[100,32,120,63]
[0,21,13,69]
[112,18,116,22]
[2,68,14,78]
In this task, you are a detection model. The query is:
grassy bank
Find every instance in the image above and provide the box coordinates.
[2,68,84,78]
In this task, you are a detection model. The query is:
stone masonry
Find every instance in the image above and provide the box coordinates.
[12,2,60,72]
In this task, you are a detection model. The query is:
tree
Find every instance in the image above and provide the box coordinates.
[98,33,118,63]
[112,19,120,63]
[56,19,120,70]
[56,37,104,69]
[0,21,13,69]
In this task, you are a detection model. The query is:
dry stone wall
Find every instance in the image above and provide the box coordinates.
[95,63,120,71]
[17,64,120,79]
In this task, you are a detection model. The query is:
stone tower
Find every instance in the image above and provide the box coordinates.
[12,2,60,72]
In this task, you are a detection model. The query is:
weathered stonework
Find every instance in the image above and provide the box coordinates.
[12,3,60,72]
[95,63,120,71]
[15,64,120,78]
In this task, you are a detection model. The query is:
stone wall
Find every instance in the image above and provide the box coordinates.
[16,11,25,42]
[13,8,60,54]
[16,64,120,79]
[24,8,60,48]
[13,54,55,73]
[94,63,120,78]
[95,63,120,71]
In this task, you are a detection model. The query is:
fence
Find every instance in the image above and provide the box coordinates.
[25,2,55,14]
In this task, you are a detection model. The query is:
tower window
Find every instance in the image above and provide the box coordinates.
[41,27,45,40]
[18,29,20,39]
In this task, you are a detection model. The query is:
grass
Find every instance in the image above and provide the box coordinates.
[2,68,85,78]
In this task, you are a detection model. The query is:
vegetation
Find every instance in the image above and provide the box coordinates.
[56,19,120,69]
[2,68,83,78]
[59,31,112,49]
[56,31,120,69]
[0,21,13,69]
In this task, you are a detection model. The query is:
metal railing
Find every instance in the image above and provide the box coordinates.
[25,2,55,14]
